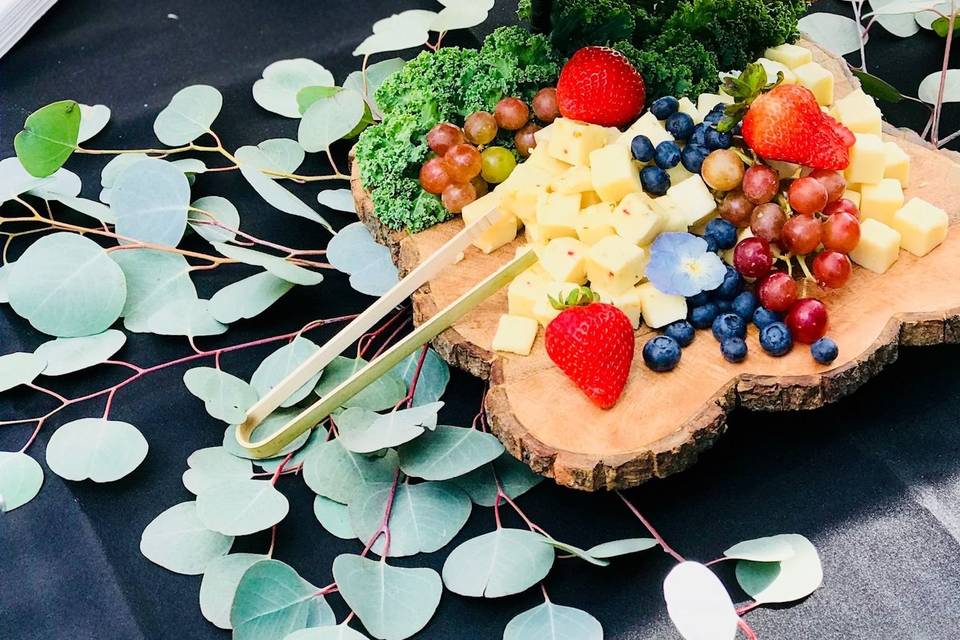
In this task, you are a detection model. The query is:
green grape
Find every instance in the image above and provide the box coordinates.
[480,146,517,184]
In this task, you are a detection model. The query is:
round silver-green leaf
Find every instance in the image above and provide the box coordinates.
[77,103,111,143]
[390,348,449,406]
[450,453,544,507]
[442,528,555,598]
[250,336,321,407]
[183,367,259,424]
[302,440,398,504]
[313,495,355,540]
[210,272,295,325]
[586,538,658,559]
[34,329,126,376]
[724,535,797,562]
[199,553,267,629]
[0,452,44,512]
[298,89,365,153]
[503,602,603,640]
[398,424,503,481]
[222,411,312,461]
[253,59,335,118]
[140,501,234,575]
[735,534,822,605]
[182,446,253,495]
[45,418,148,482]
[112,158,191,247]
[214,243,323,286]
[196,478,289,536]
[153,84,223,146]
[337,404,440,455]
[313,356,406,411]
[664,561,739,640]
[327,223,399,296]
[110,249,196,332]
[0,352,46,392]
[234,145,331,229]
[189,195,240,243]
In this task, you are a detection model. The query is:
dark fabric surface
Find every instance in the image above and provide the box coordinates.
[2,1,959,639]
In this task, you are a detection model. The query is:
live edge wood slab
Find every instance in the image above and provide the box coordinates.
[350,40,960,491]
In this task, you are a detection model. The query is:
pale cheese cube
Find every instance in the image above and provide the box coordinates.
[575,203,616,245]
[678,97,703,124]
[612,192,664,246]
[860,178,904,225]
[499,163,552,225]
[461,192,518,254]
[755,57,796,84]
[793,62,833,106]
[846,134,885,185]
[768,160,802,180]
[890,197,949,257]
[533,282,581,327]
[548,118,609,166]
[527,145,574,176]
[842,189,861,208]
[533,122,555,146]
[763,43,813,69]
[492,315,539,356]
[538,237,589,284]
[536,192,581,240]
[636,282,688,329]
[616,111,674,148]
[608,286,645,329]
[883,141,910,188]
[850,218,901,274]
[637,192,687,232]
[586,236,647,295]
[667,175,717,227]
[834,89,882,135]
[508,268,550,319]
[604,127,622,145]
[550,165,593,195]
[590,144,642,204]
[580,191,602,208]
[666,163,696,187]
[697,92,733,116]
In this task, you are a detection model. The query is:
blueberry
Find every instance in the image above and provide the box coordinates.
[654,141,681,169]
[664,320,696,348]
[705,127,733,150]
[704,235,720,253]
[721,337,748,363]
[760,321,793,356]
[643,335,682,372]
[680,144,709,173]
[631,134,655,162]
[704,111,724,126]
[690,302,719,329]
[640,166,671,196]
[731,121,743,136]
[689,124,709,147]
[687,291,711,307]
[712,265,743,300]
[665,112,695,140]
[650,96,679,120]
[731,291,758,319]
[710,103,727,114]
[714,299,732,312]
[752,306,781,330]
[811,337,839,364]
[712,312,747,342]
[705,218,737,250]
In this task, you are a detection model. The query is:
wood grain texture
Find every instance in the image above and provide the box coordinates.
[351,40,960,491]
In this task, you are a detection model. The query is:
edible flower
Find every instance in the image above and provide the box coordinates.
[646,232,726,297]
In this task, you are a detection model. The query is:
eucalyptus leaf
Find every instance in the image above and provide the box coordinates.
[250,336,322,407]
[316,188,356,213]
[153,84,222,146]
[0,452,44,512]
[222,412,312,461]
[286,625,371,640]
[338,404,441,455]
[735,534,823,605]
[398,424,503,481]
[110,249,197,332]
[449,453,543,507]
[148,298,228,337]
[34,330,126,376]
[326,223,399,296]
[915,2,952,29]
[298,88,366,153]
[183,367,259,424]
[0,352,47,392]
[585,538,658,559]
[918,70,960,104]
[343,58,405,113]
[8,232,126,337]
[314,356,406,411]
[26,166,81,198]
[430,2,492,32]
[170,158,208,175]
[235,138,305,179]
[663,562,739,640]
[255,426,327,472]
[870,0,921,37]
[797,13,863,56]
[14,99,80,177]
[852,69,903,103]
[230,559,335,640]
[869,0,944,14]
[77,103,111,143]
[57,195,116,224]
[140,501,234,575]
[210,271,294,324]
[302,439,399,504]
[213,243,324,286]
[0,263,9,303]
[313,495,355,539]
[196,478,289,536]
[199,553,267,629]
[101,153,149,188]
[0,156,53,202]
[112,157,191,247]
[253,59,335,118]
[541,538,609,567]
[723,535,797,562]
[235,145,332,230]
[349,481,471,557]
[503,602,603,640]
[45,418,148,482]
[390,348,449,406]
[442,528,555,598]
[182,446,253,495]
[353,10,437,57]
[333,554,442,640]
[296,86,341,114]
[189,195,240,243]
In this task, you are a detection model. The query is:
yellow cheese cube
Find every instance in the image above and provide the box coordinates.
[635,192,686,232]
[589,144,642,204]
[890,197,949,257]
[533,282,581,327]
[586,235,647,295]
[860,178,904,225]
[612,193,664,246]
[550,165,593,195]
[697,92,733,116]
[527,145,573,176]
[604,127,622,145]
[667,163,696,187]
[616,112,674,148]
[575,203,616,245]
[763,43,813,69]
[492,315,539,356]
[842,189,861,208]
[533,122,555,146]
[508,268,549,319]
[755,57,797,84]
[538,237,589,284]
[678,97,703,124]
[667,175,717,227]
[608,286,645,329]
[768,160,802,180]
[846,134,885,185]
[850,218,901,274]
[883,141,910,188]
[499,163,553,225]
[636,282,688,329]
[793,62,834,106]
[547,118,609,166]
[536,192,581,240]
[461,192,518,254]
[834,89,883,135]
[580,191,602,208]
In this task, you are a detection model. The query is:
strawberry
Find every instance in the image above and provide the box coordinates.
[544,288,635,409]
[556,46,646,128]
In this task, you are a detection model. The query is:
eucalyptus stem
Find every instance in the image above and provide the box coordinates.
[931,2,957,146]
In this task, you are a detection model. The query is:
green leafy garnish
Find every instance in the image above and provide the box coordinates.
[716,62,782,133]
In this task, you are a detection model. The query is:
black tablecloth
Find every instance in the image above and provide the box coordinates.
[2,2,960,639]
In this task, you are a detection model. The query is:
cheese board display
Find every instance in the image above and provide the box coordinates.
[353,39,960,492]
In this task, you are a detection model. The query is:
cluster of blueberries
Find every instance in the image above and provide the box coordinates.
[630,96,739,197]
[642,263,840,372]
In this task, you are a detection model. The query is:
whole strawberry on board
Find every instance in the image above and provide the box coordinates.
[719,63,854,170]
[544,287,635,410]
[556,46,646,128]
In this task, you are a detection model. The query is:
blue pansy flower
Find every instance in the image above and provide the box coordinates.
[646,232,727,297]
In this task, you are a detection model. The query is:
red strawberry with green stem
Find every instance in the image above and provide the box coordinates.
[556,46,646,128]
[544,287,635,409]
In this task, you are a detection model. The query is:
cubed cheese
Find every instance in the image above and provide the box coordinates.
[590,144,642,204]
[834,89,883,135]
[499,163,552,225]
[793,62,834,106]
[846,134,885,185]
[533,122,555,146]
[763,43,813,69]
[533,282,582,327]
[860,178,904,225]
[608,286,645,329]
[883,141,910,188]
[575,203,616,245]
[666,163,696,187]
[667,175,717,226]
[508,267,550,319]
[616,111,674,148]
[636,283,688,329]
[580,191,602,208]
[461,192,518,254]
[678,97,703,124]
[842,189,861,208]
[548,118,609,166]
[612,193,664,246]
[768,160,803,180]
[890,197,949,257]
[536,192,581,240]
[586,236,648,294]
[755,57,797,84]
[492,315,539,356]
[538,237,589,284]
[527,145,574,176]
[550,165,593,194]
[697,92,734,116]
[850,218,901,274]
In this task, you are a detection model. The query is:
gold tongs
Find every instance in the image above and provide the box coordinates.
[236,209,537,458]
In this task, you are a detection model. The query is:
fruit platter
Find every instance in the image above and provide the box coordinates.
[352,14,960,491]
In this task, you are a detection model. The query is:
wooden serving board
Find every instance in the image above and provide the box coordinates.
[351,40,960,491]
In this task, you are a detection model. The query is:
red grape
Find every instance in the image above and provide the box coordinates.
[785,298,828,344]
[733,237,774,279]
[495,97,530,131]
[427,123,465,156]
[812,250,852,288]
[741,164,780,205]
[701,150,745,191]
[823,198,860,219]
[781,215,822,255]
[788,176,828,215]
[532,88,560,123]
[757,271,798,312]
[464,111,498,145]
[821,212,860,254]
[444,143,483,183]
[419,157,452,195]
[809,169,846,203]
[471,175,489,198]
[750,203,787,244]
[719,191,754,228]
[514,123,541,157]
[441,181,477,214]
